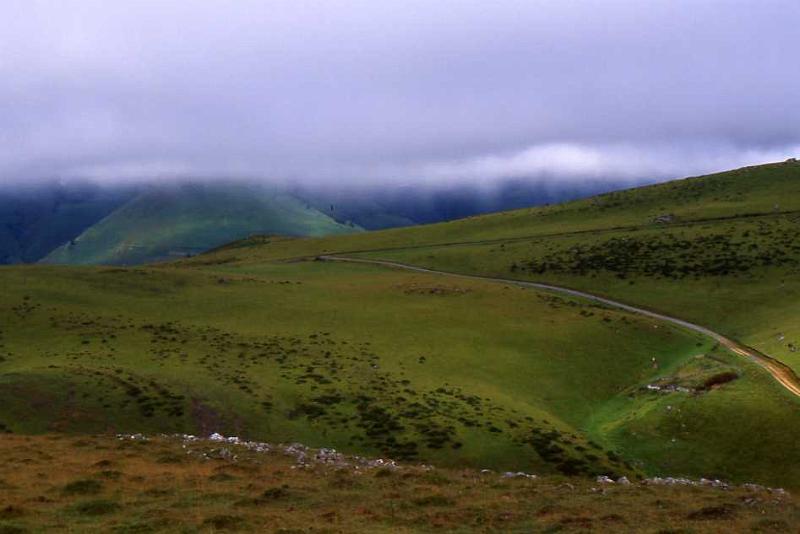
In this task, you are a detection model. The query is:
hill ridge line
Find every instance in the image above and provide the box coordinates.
[305,209,800,259]
[319,255,800,399]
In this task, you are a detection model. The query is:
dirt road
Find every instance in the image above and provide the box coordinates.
[319,255,800,398]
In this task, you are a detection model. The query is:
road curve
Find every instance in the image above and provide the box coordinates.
[319,254,800,398]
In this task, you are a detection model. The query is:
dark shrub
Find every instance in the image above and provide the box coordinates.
[0,506,24,520]
[202,514,245,530]
[412,494,455,507]
[687,504,737,520]
[62,479,102,496]
[73,499,120,516]
[261,486,289,500]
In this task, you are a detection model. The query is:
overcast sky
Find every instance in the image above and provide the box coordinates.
[1,0,799,187]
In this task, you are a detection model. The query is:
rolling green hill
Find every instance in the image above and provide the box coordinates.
[166,160,800,485]
[191,160,800,374]
[1,259,699,479]
[42,182,360,265]
[3,160,800,492]
[343,160,800,372]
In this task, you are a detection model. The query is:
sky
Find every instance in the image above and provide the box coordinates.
[1,0,799,188]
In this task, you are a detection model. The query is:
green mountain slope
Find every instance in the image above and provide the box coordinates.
[342,160,800,369]
[161,159,800,486]
[0,260,707,482]
[42,182,361,265]
[192,161,800,367]
[190,159,800,260]
[3,160,800,489]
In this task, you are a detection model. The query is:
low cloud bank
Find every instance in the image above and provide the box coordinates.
[1,1,798,189]
[410,143,800,187]
[37,142,799,192]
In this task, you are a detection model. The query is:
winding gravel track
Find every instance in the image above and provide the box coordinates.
[319,254,800,398]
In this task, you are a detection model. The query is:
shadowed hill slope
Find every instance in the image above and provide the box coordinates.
[0,182,133,264]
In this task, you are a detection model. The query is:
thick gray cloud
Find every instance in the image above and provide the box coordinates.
[1,0,798,186]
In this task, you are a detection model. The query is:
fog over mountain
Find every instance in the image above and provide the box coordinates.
[1,0,798,189]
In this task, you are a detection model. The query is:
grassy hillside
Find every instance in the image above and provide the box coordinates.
[344,162,800,373]
[187,161,800,372]
[0,260,711,479]
[189,160,800,260]
[149,160,800,486]
[3,160,800,494]
[0,434,795,533]
[42,182,360,265]
[4,252,800,488]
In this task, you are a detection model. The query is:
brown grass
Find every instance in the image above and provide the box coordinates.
[0,434,797,532]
